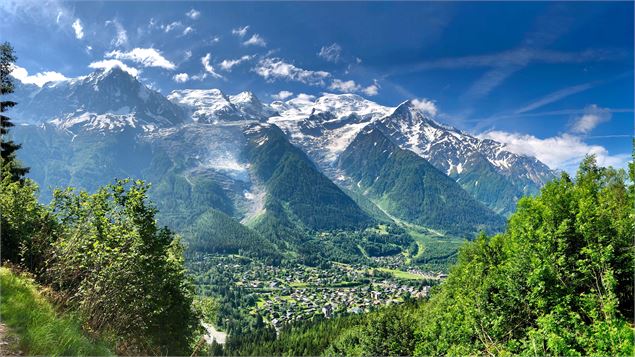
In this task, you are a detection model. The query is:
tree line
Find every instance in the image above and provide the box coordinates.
[0,42,200,356]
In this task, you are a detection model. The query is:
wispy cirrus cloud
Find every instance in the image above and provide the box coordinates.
[515,82,595,114]
[232,25,249,38]
[201,53,223,79]
[243,34,266,47]
[106,19,128,47]
[318,43,342,63]
[569,104,612,134]
[219,55,254,71]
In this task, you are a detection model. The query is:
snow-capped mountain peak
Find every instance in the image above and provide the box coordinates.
[9,67,185,132]
[168,89,275,123]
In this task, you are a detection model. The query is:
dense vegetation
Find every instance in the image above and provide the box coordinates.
[227,156,634,356]
[339,126,506,236]
[244,124,373,231]
[0,267,111,356]
[0,43,200,356]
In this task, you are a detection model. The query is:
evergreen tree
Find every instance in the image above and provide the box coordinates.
[0,42,29,182]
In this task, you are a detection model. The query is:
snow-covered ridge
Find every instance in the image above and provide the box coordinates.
[265,93,554,189]
[9,66,185,132]
[168,89,276,123]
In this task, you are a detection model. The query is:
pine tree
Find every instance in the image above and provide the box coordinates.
[0,42,29,182]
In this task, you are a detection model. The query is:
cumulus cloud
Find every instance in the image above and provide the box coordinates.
[10,65,68,87]
[219,55,253,71]
[294,93,316,103]
[318,43,342,63]
[478,131,630,173]
[88,59,139,77]
[329,79,361,93]
[570,104,611,134]
[232,26,249,38]
[106,19,128,47]
[254,58,330,86]
[243,34,266,47]
[201,53,223,79]
[105,48,176,70]
[411,98,438,116]
[186,9,200,20]
[173,73,190,83]
[271,90,294,100]
[72,18,84,39]
[362,81,380,96]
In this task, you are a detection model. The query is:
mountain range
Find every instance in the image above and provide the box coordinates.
[7,66,555,263]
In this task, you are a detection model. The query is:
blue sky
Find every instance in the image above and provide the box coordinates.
[2,1,633,173]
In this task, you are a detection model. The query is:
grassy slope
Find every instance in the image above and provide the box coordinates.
[0,267,112,356]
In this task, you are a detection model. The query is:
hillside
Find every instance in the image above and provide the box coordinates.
[339,125,506,236]
[0,267,112,356]
[243,123,373,232]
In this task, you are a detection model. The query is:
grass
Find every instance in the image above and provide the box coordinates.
[376,268,429,281]
[0,267,112,356]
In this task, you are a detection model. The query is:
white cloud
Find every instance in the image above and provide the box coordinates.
[88,59,139,77]
[232,26,249,37]
[219,55,253,71]
[515,82,595,114]
[318,43,342,63]
[295,93,316,103]
[10,65,68,87]
[106,19,128,47]
[186,9,200,20]
[105,48,176,70]
[272,90,293,100]
[329,79,360,93]
[182,26,194,36]
[164,21,182,33]
[243,34,266,47]
[478,131,630,173]
[183,50,192,61]
[173,73,190,83]
[72,18,84,39]
[254,58,330,86]
[570,104,611,134]
[411,98,438,116]
[201,53,223,79]
[362,80,380,96]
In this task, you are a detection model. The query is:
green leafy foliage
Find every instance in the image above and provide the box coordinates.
[226,156,634,356]
[46,179,200,355]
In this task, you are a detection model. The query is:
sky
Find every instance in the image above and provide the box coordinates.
[2,1,633,173]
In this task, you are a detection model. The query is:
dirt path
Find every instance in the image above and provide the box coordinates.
[0,323,21,356]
